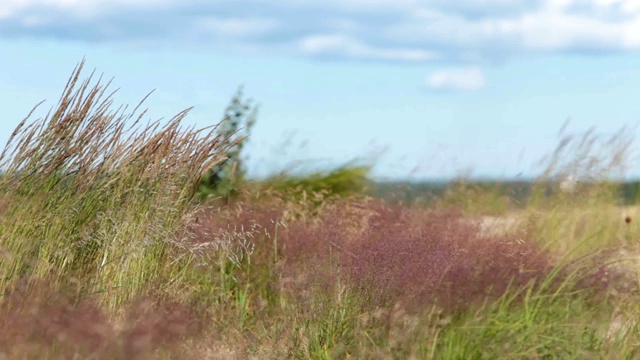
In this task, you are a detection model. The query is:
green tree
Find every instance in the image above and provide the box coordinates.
[199,87,257,201]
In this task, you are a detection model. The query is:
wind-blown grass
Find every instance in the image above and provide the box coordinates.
[1,61,639,358]
[0,60,233,312]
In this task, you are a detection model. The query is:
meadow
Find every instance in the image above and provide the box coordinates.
[1,62,640,359]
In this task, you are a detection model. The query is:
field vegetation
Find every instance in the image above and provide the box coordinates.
[1,61,640,359]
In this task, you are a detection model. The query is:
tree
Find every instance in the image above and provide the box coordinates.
[199,87,257,201]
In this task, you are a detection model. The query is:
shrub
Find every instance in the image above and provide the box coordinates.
[263,165,371,203]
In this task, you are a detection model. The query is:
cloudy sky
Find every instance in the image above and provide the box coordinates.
[2,0,640,180]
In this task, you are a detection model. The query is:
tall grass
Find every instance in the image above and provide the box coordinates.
[525,125,638,256]
[0,60,233,312]
[1,62,639,358]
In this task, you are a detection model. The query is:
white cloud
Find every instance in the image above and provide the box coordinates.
[507,9,628,49]
[426,67,487,91]
[300,34,439,61]
[2,0,640,63]
[0,0,174,19]
[194,17,280,39]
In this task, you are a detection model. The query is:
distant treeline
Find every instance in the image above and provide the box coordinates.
[5,168,640,207]
[368,180,640,206]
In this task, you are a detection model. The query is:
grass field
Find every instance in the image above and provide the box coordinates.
[1,63,640,359]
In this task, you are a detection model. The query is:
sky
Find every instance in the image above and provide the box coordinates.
[2,0,640,181]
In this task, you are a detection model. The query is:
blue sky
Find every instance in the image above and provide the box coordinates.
[2,0,640,180]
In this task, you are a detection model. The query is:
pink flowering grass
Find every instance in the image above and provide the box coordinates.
[355,212,544,308]
[0,278,207,359]
[192,196,565,313]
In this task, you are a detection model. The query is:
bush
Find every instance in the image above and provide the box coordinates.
[263,165,370,203]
